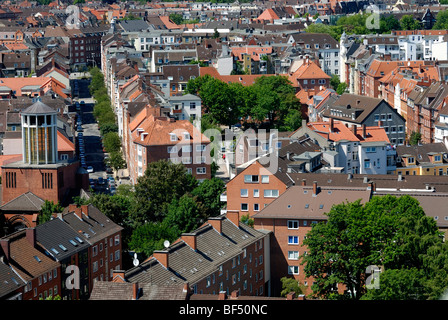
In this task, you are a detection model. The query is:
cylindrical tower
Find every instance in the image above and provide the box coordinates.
[21,100,58,165]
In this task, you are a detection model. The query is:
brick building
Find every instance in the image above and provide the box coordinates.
[0,228,61,300]
[124,212,271,297]
[61,204,124,296]
[252,183,373,296]
[128,114,211,183]
[1,100,89,210]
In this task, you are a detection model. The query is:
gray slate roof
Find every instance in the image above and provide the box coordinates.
[22,100,58,115]
[36,218,90,261]
[0,192,44,212]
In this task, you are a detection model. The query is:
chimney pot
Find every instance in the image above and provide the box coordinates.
[0,239,10,261]
[313,181,318,196]
[181,233,197,251]
[287,292,295,300]
[153,250,169,269]
[218,291,227,300]
[226,210,240,227]
[231,290,240,299]
[132,283,139,300]
[301,179,306,186]
[208,217,223,234]
[26,228,36,248]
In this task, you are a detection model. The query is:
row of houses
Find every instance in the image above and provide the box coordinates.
[0,204,123,300]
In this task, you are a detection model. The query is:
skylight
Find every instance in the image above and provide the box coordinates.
[75,237,84,243]
[69,240,78,247]
[51,248,59,255]
[59,244,68,251]
[34,256,41,262]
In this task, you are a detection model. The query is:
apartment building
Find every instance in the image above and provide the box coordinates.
[252,183,372,296]
[124,212,271,297]
[320,94,406,146]
[128,114,211,183]
[291,119,396,174]
[0,228,61,300]
[395,142,448,176]
[61,204,124,296]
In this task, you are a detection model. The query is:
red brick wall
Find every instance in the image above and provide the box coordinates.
[226,162,287,217]
[1,162,80,205]
[22,267,61,300]
[191,238,267,297]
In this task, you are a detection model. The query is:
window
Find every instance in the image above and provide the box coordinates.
[241,203,248,211]
[169,133,177,141]
[364,159,371,168]
[115,235,120,245]
[263,189,279,198]
[196,144,206,152]
[115,250,120,261]
[254,203,259,211]
[244,175,259,183]
[240,189,248,197]
[261,175,269,183]
[288,220,299,229]
[196,167,206,174]
[288,236,299,245]
[253,189,259,197]
[288,266,299,274]
[288,251,299,260]
[167,146,177,153]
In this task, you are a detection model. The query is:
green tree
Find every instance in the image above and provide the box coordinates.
[380,15,401,33]
[132,160,198,224]
[169,13,183,25]
[100,122,118,136]
[330,75,341,90]
[213,27,220,39]
[302,195,444,300]
[240,214,254,227]
[280,277,304,297]
[107,151,126,171]
[433,10,448,30]
[400,15,422,30]
[336,82,348,95]
[191,177,225,217]
[163,194,207,235]
[103,132,122,153]
[409,131,422,145]
[38,200,63,225]
[128,221,179,257]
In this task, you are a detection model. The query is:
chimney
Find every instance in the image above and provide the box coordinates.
[301,179,306,186]
[378,120,382,127]
[362,124,367,138]
[112,270,126,282]
[231,290,240,299]
[181,233,197,251]
[297,294,306,300]
[226,210,240,227]
[312,181,318,196]
[68,204,77,212]
[132,283,139,300]
[153,250,169,269]
[0,239,10,260]
[329,118,334,133]
[26,228,36,248]
[351,125,357,136]
[218,291,227,300]
[81,204,89,217]
[348,173,353,180]
[286,292,295,300]
[208,217,223,234]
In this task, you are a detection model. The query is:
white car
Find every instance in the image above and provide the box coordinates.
[87,166,94,173]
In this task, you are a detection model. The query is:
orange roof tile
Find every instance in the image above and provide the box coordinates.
[57,131,75,152]
[160,16,182,29]
[257,8,280,21]
[131,115,210,146]
[231,46,273,62]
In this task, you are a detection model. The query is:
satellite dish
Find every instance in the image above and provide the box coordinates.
[133,253,139,267]
[164,240,170,248]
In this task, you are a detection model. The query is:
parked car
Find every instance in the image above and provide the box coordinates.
[87,166,94,173]
[98,177,105,185]
[106,167,113,174]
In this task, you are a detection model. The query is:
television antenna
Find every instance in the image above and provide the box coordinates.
[164,240,170,249]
